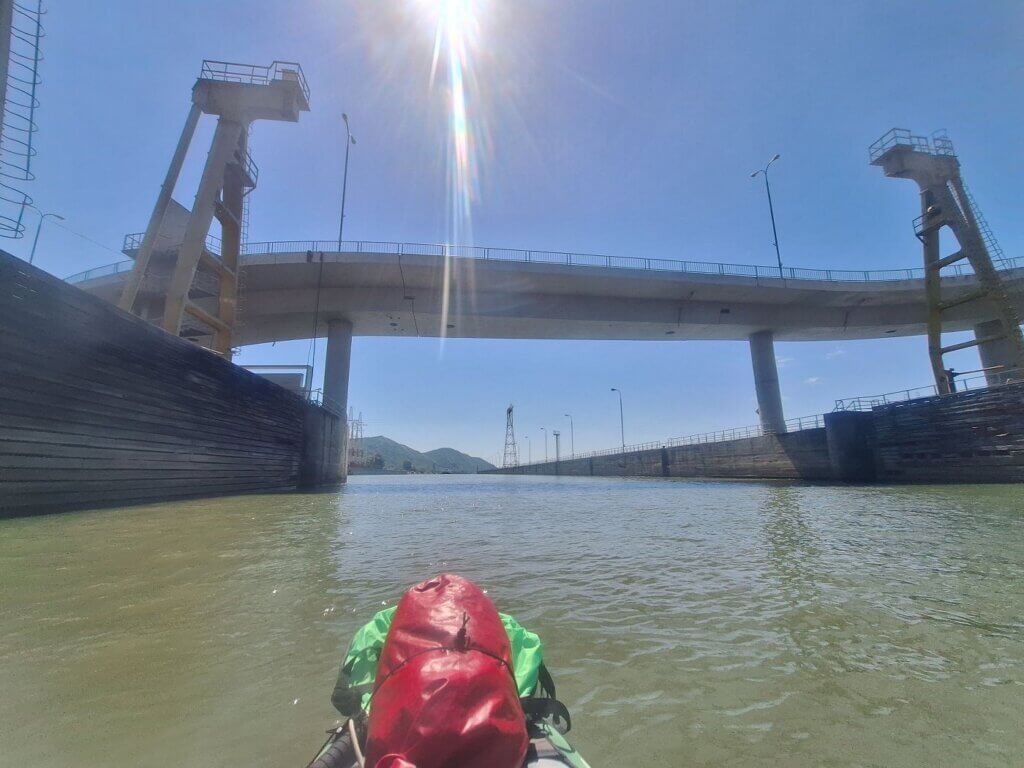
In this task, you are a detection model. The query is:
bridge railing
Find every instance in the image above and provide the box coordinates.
[68,236,1024,286]
[122,231,224,255]
[65,260,135,283]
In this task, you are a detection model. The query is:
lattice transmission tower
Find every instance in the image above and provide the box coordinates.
[502,404,519,468]
[347,407,365,466]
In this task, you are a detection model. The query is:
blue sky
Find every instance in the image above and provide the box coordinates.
[13,1,1024,464]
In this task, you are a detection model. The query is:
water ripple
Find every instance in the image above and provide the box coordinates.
[1,477,1023,767]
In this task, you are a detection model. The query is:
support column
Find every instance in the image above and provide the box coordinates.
[920,191,950,394]
[324,319,353,478]
[974,319,1019,386]
[749,330,786,434]
[162,117,244,337]
[120,103,202,313]
[213,130,246,356]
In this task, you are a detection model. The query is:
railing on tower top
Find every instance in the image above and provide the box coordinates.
[869,128,957,162]
[199,60,310,104]
[65,234,1023,286]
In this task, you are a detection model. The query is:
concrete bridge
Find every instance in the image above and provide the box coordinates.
[69,57,1019,475]
[68,239,1024,436]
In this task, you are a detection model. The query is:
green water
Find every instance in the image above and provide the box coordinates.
[1,476,1022,767]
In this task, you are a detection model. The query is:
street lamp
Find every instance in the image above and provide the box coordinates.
[337,113,357,251]
[540,427,548,462]
[750,153,784,278]
[524,435,531,464]
[564,413,575,458]
[29,210,65,265]
[610,388,625,454]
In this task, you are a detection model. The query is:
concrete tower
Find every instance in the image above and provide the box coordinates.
[119,61,310,356]
[870,128,1024,392]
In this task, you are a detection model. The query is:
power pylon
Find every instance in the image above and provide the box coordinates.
[502,404,519,468]
[347,408,364,466]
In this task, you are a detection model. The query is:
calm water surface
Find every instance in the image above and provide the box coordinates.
[2,476,1023,767]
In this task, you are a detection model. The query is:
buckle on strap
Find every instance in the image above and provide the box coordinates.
[520,697,572,734]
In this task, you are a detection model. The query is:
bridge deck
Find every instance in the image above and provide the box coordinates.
[68,243,1024,344]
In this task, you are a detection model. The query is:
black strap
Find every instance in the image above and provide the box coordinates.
[330,681,374,716]
[520,696,572,734]
[537,663,556,698]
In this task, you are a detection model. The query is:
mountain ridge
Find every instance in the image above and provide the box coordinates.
[353,435,494,473]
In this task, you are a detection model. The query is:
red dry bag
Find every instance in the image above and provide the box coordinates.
[364,574,528,768]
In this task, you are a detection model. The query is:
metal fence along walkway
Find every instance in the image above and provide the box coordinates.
[510,372,1022,470]
[64,235,1024,286]
[540,413,829,466]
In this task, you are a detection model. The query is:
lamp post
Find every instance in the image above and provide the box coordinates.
[337,113,356,251]
[524,435,531,464]
[29,210,65,265]
[540,427,548,462]
[564,413,575,458]
[610,388,625,454]
[750,154,783,278]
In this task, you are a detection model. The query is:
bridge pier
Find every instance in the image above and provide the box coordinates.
[749,330,786,434]
[324,318,353,478]
[975,319,1020,385]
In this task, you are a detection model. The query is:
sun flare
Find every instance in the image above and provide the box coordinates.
[413,0,488,338]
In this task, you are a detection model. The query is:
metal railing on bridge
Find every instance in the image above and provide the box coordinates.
[65,235,1024,286]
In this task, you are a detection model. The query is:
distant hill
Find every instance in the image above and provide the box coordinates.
[353,436,495,474]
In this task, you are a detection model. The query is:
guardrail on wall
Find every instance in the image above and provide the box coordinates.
[832,370,1021,412]
[66,236,1024,286]
[514,369,1023,469]
[515,413,827,468]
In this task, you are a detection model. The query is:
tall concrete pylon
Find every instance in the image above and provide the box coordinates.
[324,318,354,481]
[119,61,310,356]
[749,330,786,434]
[870,128,1024,392]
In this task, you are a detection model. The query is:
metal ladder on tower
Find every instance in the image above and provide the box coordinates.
[232,128,255,357]
[960,182,1007,268]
